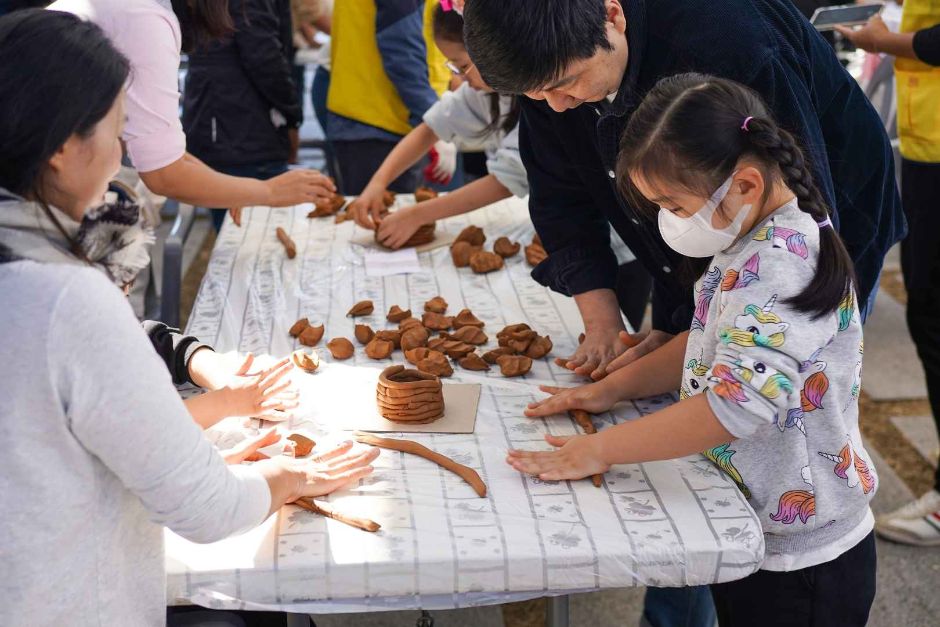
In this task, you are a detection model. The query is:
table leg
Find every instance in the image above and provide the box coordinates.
[546,595,570,627]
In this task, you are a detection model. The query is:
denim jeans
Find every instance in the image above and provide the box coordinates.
[642,586,716,627]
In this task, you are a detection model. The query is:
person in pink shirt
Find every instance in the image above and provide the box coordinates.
[47,0,333,223]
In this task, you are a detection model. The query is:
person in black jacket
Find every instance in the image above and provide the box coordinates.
[183,0,302,231]
[462,0,903,382]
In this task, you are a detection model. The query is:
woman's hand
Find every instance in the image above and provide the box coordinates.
[834,15,889,53]
[264,441,381,500]
[555,327,631,380]
[347,184,389,230]
[375,206,427,250]
[604,329,675,374]
[524,380,621,418]
[217,358,299,421]
[507,433,609,481]
[266,169,336,207]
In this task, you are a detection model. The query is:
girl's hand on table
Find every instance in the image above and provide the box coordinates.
[524,380,620,418]
[218,357,299,421]
[507,434,609,481]
[272,441,381,499]
[348,185,388,230]
[375,206,426,250]
[221,427,287,464]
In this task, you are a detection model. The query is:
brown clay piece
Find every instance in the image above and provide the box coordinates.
[347,300,374,317]
[482,346,516,364]
[374,329,402,349]
[354,324,375,344]
[493,236,521,258]
[499,328,538,352]
[458,352,490,371]
[287,433,316,457]
[289,317,310,337]
[386,305,411,322]
[400,326,430,351]
[439,340,475,359]
[422,311,454,331]
[298,324,325,347]
[423,296,448,314]
[497,354,533,377]
[524,237,548,266]
[276,227,297,259]
[525,335,554,359]
[382,190,396,208]
[326,337,355,359]
[414,186,438,203]
[294,498,381,532]
[442,326,488,345]
[450,241,480,267]
[365,338,395,359]
[308,193,345,218]
[453,308,485,329]
[454,225,486,247]
[416,353,453,378]
[291,349,320,373]
[375,222,436,249]
[469,250,504,274]
[569,410,603,487]
[404,346,435,365]
[398,317,424,331]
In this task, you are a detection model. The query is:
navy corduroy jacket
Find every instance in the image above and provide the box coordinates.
[520,0,905,332]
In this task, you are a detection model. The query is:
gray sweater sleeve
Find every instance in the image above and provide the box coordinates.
[52,270,270,543]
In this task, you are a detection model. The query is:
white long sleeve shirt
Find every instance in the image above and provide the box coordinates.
[0,262,270,626]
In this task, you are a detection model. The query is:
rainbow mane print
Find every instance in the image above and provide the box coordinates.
[704,443,751,498]
[708,363,748,403]
[692,266,722,332]
[770,490,816,524]
[838,292,855,332]
[721,295,788,348]
[819,441,877,494]
[784,349,830,434]
[721,253,761,292]
[753,222,809,259]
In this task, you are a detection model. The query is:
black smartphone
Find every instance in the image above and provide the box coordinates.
[810,3,884,31]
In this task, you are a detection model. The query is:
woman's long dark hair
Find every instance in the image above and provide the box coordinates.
[171,0,233,53]
[616,73,855,320]
[432,4,520,136]
[0,9,130,202]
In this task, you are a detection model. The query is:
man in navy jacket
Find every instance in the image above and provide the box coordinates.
[464,0,904,384]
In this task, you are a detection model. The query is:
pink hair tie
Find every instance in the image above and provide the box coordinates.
[817,217,833,229]
[441,0,454,10]
[741,116,754,131]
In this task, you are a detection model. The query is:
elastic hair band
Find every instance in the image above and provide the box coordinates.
[441,0,454,10]
[741,116,754,132]
[817,217,833,229]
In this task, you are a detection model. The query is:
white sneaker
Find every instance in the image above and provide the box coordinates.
[876,489,940,523]
[875,509,940,547]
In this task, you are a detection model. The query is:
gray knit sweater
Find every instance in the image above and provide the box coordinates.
[684,199,875,562]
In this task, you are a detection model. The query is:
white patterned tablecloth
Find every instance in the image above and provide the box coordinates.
[166,196,763,613]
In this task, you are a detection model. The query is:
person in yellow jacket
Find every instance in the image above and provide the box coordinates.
[838,2,940,548]
[327,0,451,194]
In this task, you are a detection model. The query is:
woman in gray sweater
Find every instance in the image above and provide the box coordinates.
[0,11,377,626]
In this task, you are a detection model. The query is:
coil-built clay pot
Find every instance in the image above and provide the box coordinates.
[376,365,445,423]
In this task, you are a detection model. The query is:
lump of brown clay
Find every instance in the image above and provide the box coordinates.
[308,193,345,218]
[525,237,548,266]
[439,340,475,359]
[326,337,355,360]
[289,317,310,338]
[347,300,374,317]
[483,346,516,364]
[375,222,436,249]
[417,353,453,378]
[376,365,445,423]
[414,186,438,203]
[525,335,554,359]
[459,352,490,371]
[497,354,533,377]
[382,190,396,208]
[291,349,320,373]
[497,323,532,338]
[276,227,297,259]
[506,330,538,354]
[422,311,454,331]
[424,296,448,314]
[287,433,316,457]
[493,236,521,258]
[453,308,485,329]
[386,305,411,323]
[298,324,325,347]
[427,336,446,352]
[404,346,434,365]
[365,338,395,359]
[450,241,480,267]
[455,225,486,247]
[443,326,488,345]
[400,326,430,351]
[469,250,504,274]
[354,324,375,344]
[374,329,402,349]
[398,317,424,331]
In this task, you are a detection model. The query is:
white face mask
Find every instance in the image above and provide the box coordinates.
[657,174,751,258]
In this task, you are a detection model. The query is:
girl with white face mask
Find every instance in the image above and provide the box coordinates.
[508,74,876,627]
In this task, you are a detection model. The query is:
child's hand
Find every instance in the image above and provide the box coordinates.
[219,358,300,420]
[507,434,609,481]
[524,381,620,417]
[221,427,287,464]
[375,206,426,250]
[348,185,388,230]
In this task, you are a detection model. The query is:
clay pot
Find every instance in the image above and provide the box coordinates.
[493,237,521,258]
[458,352,490,371]
[326,337,355,359]
[289,317,310,337]
[469,250,504,274]
[482,347,516,364]
[365,338,395,359]
[287,433,316,457]
[497,354,533,377]
[442,326,488,345]
[355,324,375,344]
[298,324,325,347]
[386,305,411,323]
[291,349,320,373]
[376,365,444,423]
[424,296,448,314]
[453,308,485,329]
[347,300,374,317]
[450,241,480,267]
[455,225,486,247]
[525,335,554,359]
[414,186,438,203]
[422,311,454,331]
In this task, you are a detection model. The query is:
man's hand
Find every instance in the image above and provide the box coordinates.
[834,15,889,53]
[604,329,675,374]
[555,327,628,380]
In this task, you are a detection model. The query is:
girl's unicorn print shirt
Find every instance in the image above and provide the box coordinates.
[684,199,875,570]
